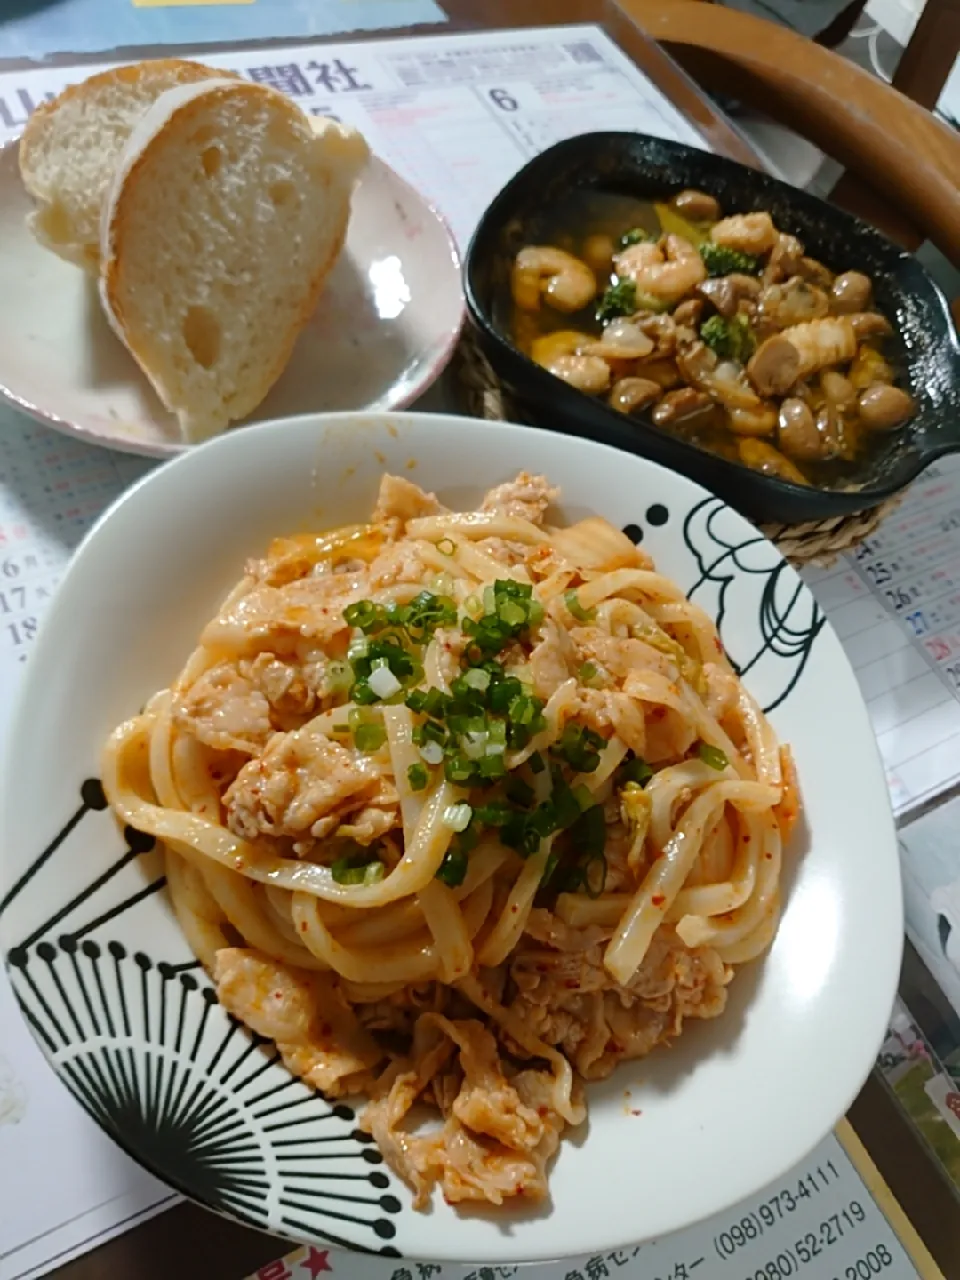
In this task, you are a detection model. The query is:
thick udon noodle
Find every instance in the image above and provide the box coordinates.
[103,473,798,1210]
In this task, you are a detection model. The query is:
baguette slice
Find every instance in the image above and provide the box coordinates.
[19,59,229,271]
[100,79,370,443]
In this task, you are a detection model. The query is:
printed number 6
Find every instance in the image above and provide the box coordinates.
[489,88,519,111]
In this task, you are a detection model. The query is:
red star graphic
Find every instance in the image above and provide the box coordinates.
[303,1247,332,1277]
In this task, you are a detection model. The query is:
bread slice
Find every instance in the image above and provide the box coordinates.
[100,79,370,442]
[19,59,229,271]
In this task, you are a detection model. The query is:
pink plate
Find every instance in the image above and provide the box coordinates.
[0,142,464,457]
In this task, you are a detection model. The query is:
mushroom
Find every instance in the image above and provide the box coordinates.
[673,298,705,328]
[640,359,682,390]
[671,189,721,222]
[797,256,835,288]
[763,233,804,284]
[727,404,778,437]
[747,335,800,396]
[756,279,829,330]
[829,271,872,315]
[610,377,662,414]
[777,398,823,461]
[848,311,892,340]
[635,313,678,356]
[747,318,857,396]
[858,384,915,431]
[651,387,713,426]
[820,370,857,410]
[698,273,761,318]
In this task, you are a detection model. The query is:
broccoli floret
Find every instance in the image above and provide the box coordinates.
[699,241,762,278]
[596,278,637,323]
[618,227,655,249]
[700,313,756,363]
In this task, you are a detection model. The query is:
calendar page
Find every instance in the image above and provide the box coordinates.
[241,1124,938,1280]
[0,21,952,1280]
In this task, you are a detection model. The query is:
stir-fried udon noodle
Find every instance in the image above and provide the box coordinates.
[103,472,799,1210]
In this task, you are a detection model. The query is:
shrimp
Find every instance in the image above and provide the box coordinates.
[547,355,612,394]
[710,212,777,256]
[614,234,706,305]
[529,331,612,391]
[530,330,594,366]
[511,246,597,313]
[747,317,857,397]
[613,241,663,277]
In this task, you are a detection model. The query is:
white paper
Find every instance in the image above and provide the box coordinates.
[804,455,960,819]
[0,21,942,1279]
[0,24,706,1278]
[241,1131,925,1280]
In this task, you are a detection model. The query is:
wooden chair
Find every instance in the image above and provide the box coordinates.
[621,0,960,266]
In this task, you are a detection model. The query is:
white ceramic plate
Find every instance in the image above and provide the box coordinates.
[0,144,463,457]
[0,413,902,1265]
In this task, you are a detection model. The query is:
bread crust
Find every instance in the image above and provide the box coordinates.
[19,59,234,270]
[100,80,357,439]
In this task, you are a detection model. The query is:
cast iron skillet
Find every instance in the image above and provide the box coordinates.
[463,131,960,525]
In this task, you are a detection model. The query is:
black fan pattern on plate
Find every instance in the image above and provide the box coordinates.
[680,497,826,712]
[0,781,403,1257]
[2,496,824,1253]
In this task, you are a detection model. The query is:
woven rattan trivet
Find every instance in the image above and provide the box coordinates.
[453,333,902,569]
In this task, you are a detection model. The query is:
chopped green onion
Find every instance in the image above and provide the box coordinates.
[407,763,429,791]
[354,722,386,752]
[463,667,491,692]
[444,754,475,784]
[488,674,523,713]
[474,800,512,827]
[416,719,447,746]
[326,659,353,694]
[477,753,507,779]
[343,600,385,633]
[698,742,730,771]
[442,803,473,832]
[348,637,370,663]
[331,855,386,885]
[570,803,607,865]
[579,661,599,685]
[572,783,595,811]
[540,850,560,887]
[619,756,654,787]
[551,721,605,773]
[529,751,546,774]
[419,739,444,765]
[463,594,481,617]
[367,664,402,700]
[351,680,378,706]
[501,813,542,858]
[564,589,596,623]
[505,776,535,807]
[435,847,468,886]
[436,538,455,556]
[402,590,458,639]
